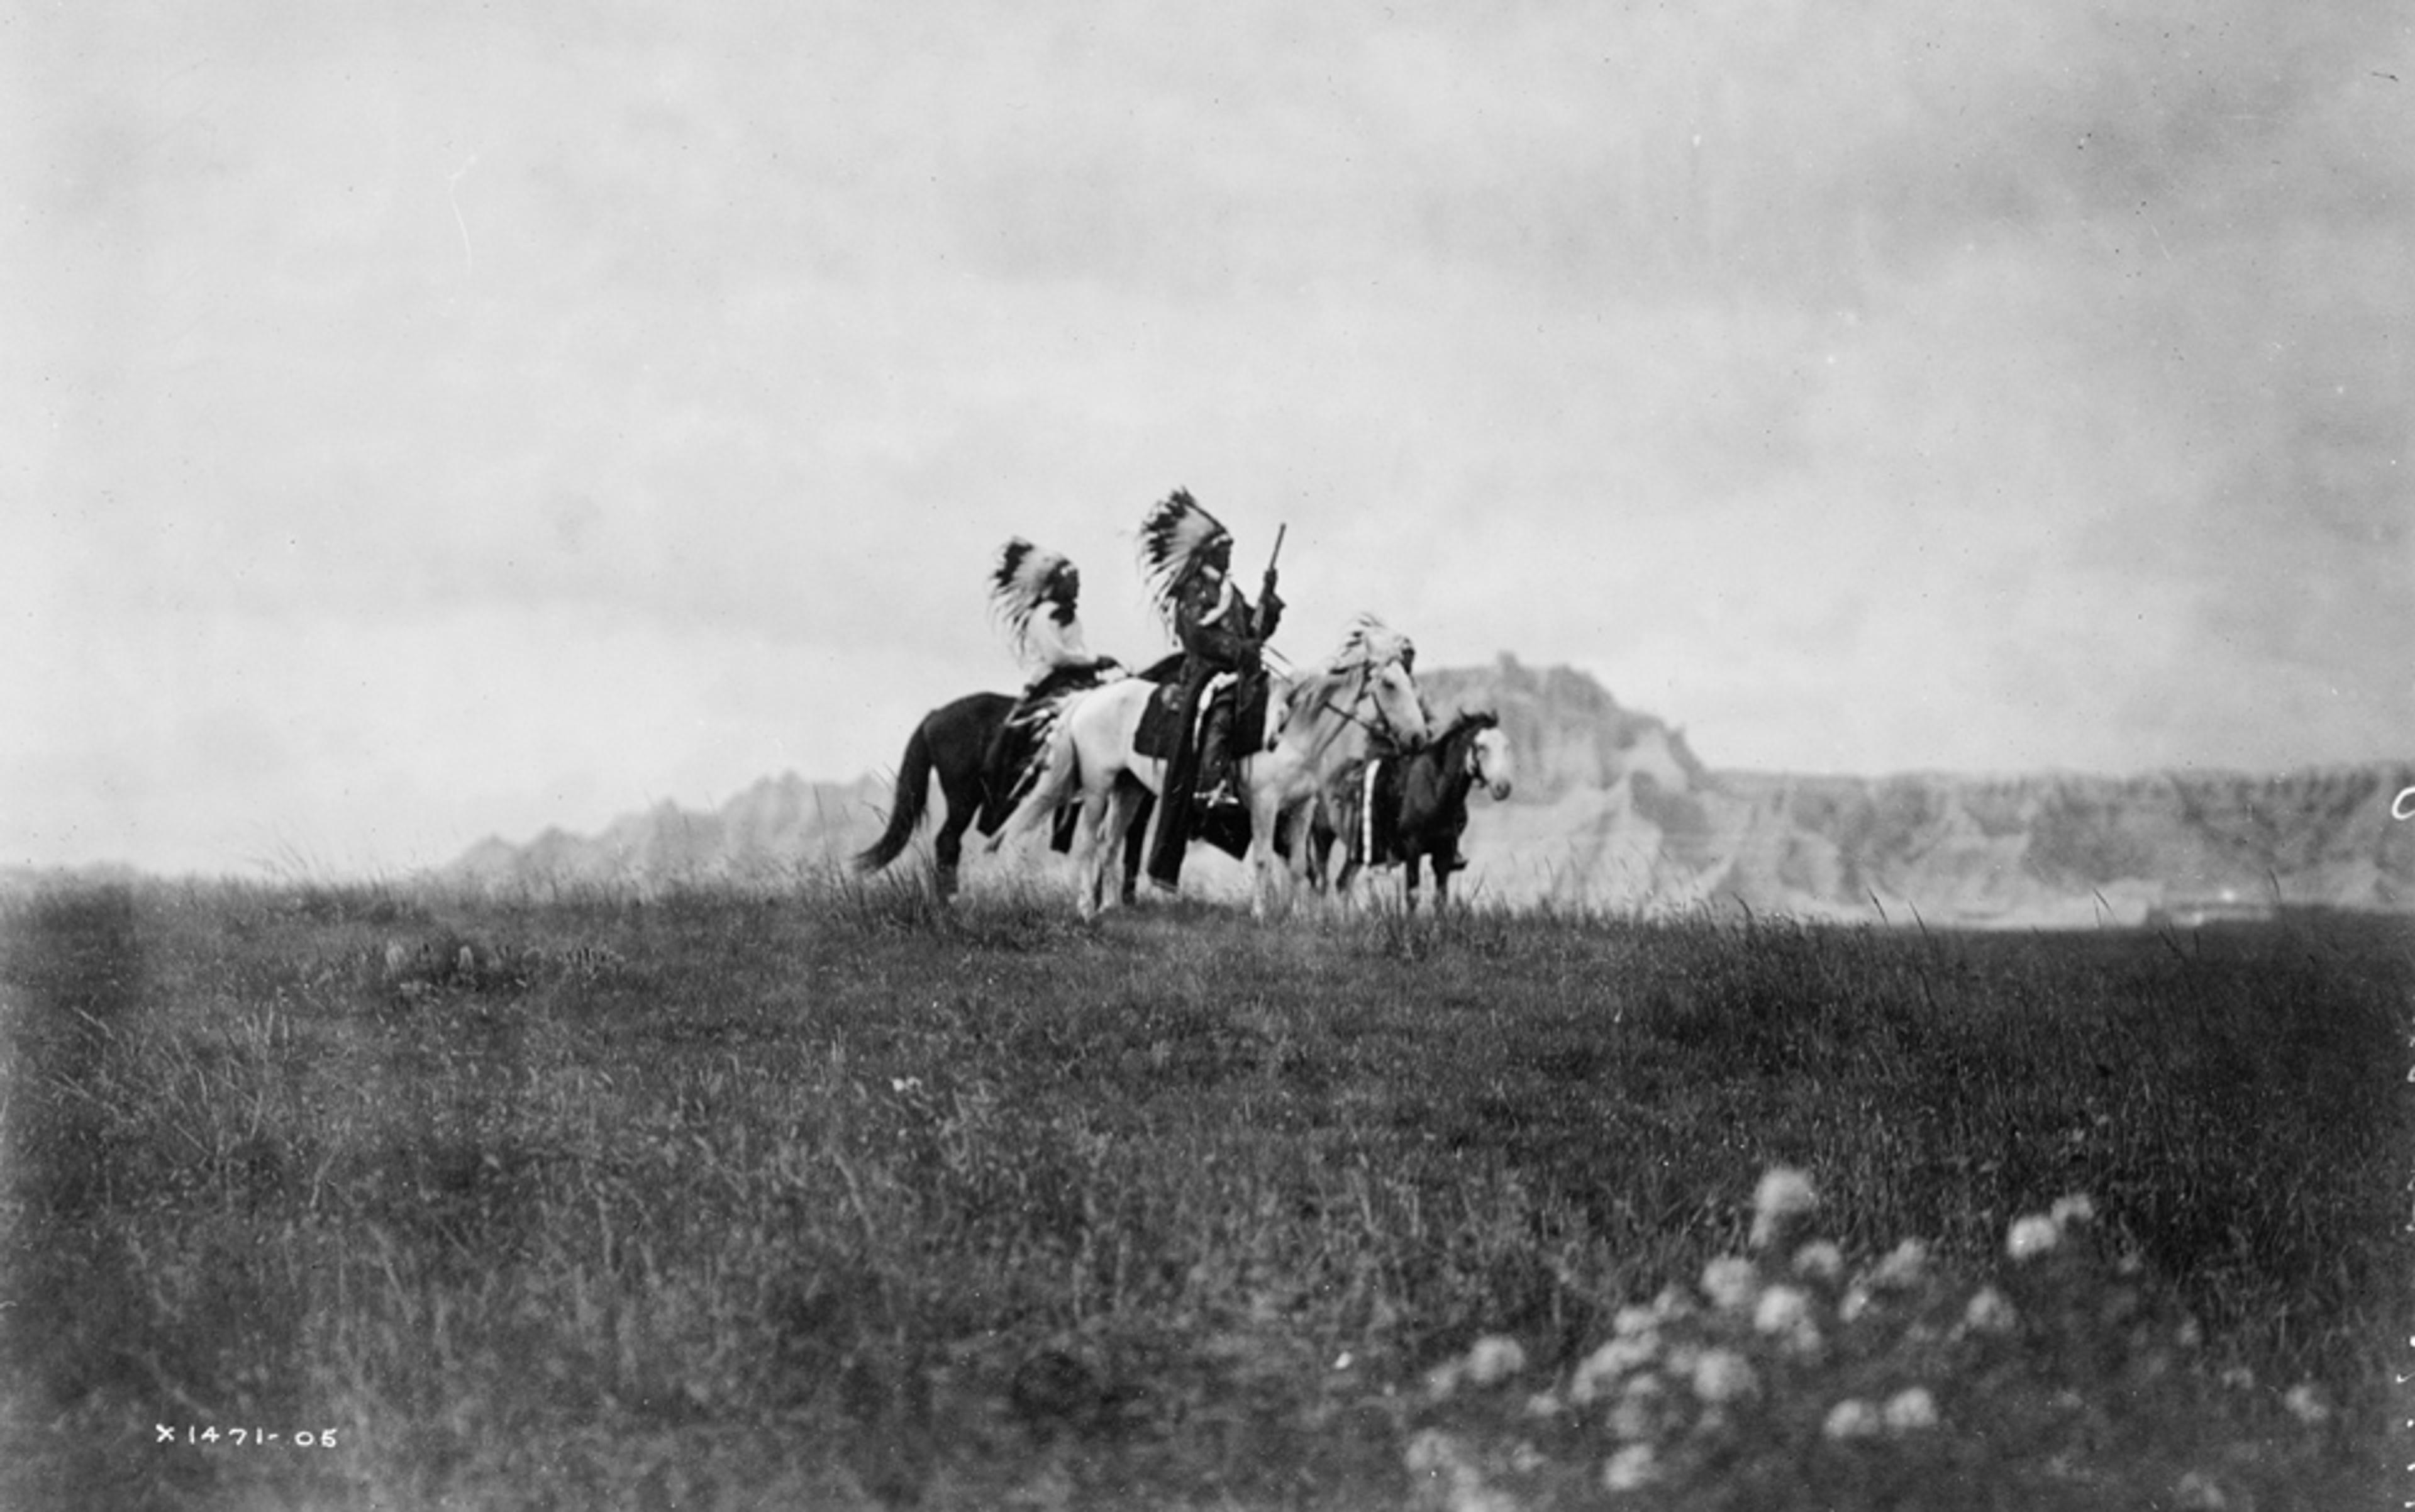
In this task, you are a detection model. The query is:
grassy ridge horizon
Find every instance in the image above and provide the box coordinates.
[3,875,2408,1509]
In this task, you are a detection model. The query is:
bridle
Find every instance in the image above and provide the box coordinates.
[1292,657,1420,754]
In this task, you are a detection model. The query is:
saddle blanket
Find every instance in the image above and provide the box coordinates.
[1348,756,1404,867]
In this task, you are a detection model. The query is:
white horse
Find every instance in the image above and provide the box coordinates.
[989,617,1430,919]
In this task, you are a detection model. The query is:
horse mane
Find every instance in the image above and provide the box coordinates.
[1328,613,1413,674]
[1387,710,1494,785]
[1277,662,1355,731]
[1270,615,1416,740]
[1433,708,1498,750]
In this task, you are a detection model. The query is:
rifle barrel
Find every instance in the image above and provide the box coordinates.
[1254,524,1287,638]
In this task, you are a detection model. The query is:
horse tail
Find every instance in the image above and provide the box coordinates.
[852,720,938,872]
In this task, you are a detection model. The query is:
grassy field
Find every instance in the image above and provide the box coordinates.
[3,874,2409,1509]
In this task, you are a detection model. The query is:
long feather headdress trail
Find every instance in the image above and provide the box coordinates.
[1136,488,1231,630]
[989,537,1072,657]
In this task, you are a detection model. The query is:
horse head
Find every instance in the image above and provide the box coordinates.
[1327,614,1429,748]
[1462,711,1514,801]
[1363,658,1427,748]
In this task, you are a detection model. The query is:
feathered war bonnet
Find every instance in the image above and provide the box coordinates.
[1136,489,1233,631]
[989,537,1075,656]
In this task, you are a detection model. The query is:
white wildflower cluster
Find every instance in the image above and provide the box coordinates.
[1569,1290,1692,1450]
[1868,1238,1931,1289]
[1700,1255,1759,1312]
[1823,1386,1941,1441]
[1689,1347,1758,1405]
[1601,1442,1660,1493]
[1402,1430,1495,1512]
[1752,1282,1823,1357]
[1402,1428,1460,1474]
[1821,1397,1882,1439]
[2005,1214,2060,1262]
[1570,1333,1659,1407]
[1425,1333,1529,1400]
[1704,1173,1838,1349]
[1748,1165,1819,1250]
[1840,1239,1929,1323]
[1402,1426,1531,1512]
[1579,1170,1976,1495]
[1961,1286,2018,1336]
[1606,1374,1667,1443]
[1465,1335,1528,1387]
[1882,1385,1940,1431]
[1425,1169,2333,1508]
[2007,1192,2097,1262]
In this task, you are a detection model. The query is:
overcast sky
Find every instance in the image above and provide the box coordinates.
[9,1,2411,876]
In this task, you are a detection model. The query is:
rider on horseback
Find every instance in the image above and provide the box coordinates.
[984,538,1119,817]
[1138,489,1283,891]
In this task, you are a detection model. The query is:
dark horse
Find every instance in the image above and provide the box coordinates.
[1311,709,1514,910]
[853,681,1162,901]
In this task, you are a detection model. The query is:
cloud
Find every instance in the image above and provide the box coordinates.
[11,1,2409,870]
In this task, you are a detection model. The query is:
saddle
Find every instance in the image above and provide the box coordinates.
[1134,672,1272,764]
[1133,682,1187,760]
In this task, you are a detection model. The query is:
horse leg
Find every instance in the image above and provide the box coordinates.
[932,804,969,901]
[1329,799,1361,901]
[1262,796,1316,921]
[932,767,987,901]
[1091,782,1144,916]
[1303,804,1333,893]
[1246,791,1282,922]
[1285,800,1335,914]
[1119,787,1154,906]
[1293,801,1327,896]
[1060,783,1107,920]
[1076,796,1102,918]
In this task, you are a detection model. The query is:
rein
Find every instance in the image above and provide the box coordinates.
[1292,661,1413,750]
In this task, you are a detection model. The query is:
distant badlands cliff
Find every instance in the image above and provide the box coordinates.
[1416,660,2412,924]
[453,657,2414,925]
